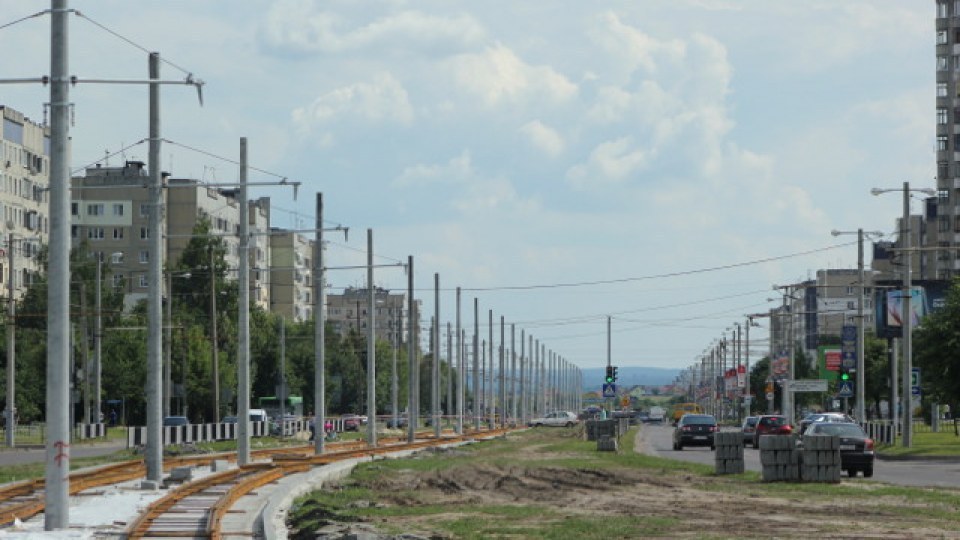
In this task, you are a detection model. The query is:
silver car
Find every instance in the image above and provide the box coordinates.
[529,411,578,427]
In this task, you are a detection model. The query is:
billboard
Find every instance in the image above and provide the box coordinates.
[874,280,950,338]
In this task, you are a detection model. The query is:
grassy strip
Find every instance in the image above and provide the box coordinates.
[878,430,960,457]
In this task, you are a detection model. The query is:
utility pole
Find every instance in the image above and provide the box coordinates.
[901,182,913,447]
[279,316,286,438]
[210,245,219,423]
[499,316,505,429]
[433,273,440,438]
[6,233,15,447]
[455,287,463,434]
[314,193,325,454]
[366,230,377,446]
[472,298,479,430]
[856,228,866,423]
[145,51,164,484]
[510,323,516,424]
[406,256,415,443]
[237,137,250,465]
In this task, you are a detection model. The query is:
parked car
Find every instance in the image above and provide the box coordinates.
[162,415,188,427]
[801,422,875,477]
[741,416,758,445]
[672,413,718,450]
[386,415,409,428]
[752,415,792,448]
[797,412,855,436]
[341,414,362,431]
[528,411,578,427]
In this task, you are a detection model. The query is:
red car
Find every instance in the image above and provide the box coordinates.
[752,415,792,448]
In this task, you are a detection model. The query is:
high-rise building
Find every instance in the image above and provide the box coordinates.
[0,106,49,300]
[936,0,960,278]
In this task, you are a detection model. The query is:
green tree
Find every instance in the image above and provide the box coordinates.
[913,278,960,412]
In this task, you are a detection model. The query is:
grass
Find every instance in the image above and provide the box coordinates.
[877,429,960,457]
[287,426,960,539]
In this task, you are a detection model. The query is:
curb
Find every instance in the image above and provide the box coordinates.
[876,453,960,462]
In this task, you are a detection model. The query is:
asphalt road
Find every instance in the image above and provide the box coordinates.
[639,423,960,488]
[0,440,127,467]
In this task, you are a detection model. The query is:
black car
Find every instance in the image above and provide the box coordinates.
[672,414,718,450]
[802,422,875,477]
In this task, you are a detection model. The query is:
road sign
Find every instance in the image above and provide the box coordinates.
[787,379,828,392]
[838,380,854,398]
[841,325,857,370]
[911,367,921,397]
[620,396,630,407]
[602,383,616,398]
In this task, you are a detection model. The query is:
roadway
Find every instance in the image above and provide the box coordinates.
[637,423,960,488]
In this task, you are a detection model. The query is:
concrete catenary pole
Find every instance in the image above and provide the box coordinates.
[902,182,913,447]
[94,255,102,426]
[456,287,463,434]
[446,322,452,426]
[433,273,441,438]
[164,263,172,418]
[520,330,526,424]
[406,256,416,443]
[510,324,516,423]
[210,245,219,423]
[145,51,164,483]
[314,193,325,454]
[856,228,866,423]
[366,230,377,446]
[488,310,494,426]
[46,3,72,526]
[6,233,15,447]
[472,298,480,430]
[499,316,505,428]
[279,317,286,437]
[237,137,251,465]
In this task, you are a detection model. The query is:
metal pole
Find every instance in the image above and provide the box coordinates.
[6,233,15,447]
[745,317,751,417]
[94,255,102,426]
[366,230,377,446]
[406,256,415,443]
[488,310,493,427]
[145,51,164,483]
[46,1,71,526]
[237,137,250,465]
[391,319,398,432]
[279,316,286,437]
[856,228,866,423]
[510,323,516,423]
[164,266,171,418]
[902,182,913,447]
[446,321,452,428]
[520,330,526,424]
[314,193,325,454]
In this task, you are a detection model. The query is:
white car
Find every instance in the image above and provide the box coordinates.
[529,411,578,427]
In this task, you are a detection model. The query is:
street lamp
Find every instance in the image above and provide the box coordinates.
[871,182,936,447]
[830,229,884,424]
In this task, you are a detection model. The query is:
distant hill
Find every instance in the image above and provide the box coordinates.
[581,366,680,391]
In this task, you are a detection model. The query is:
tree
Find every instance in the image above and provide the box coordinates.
[912,278,960,412]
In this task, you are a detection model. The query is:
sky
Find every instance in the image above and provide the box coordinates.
[0,1,935,375]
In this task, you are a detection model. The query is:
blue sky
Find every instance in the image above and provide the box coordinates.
[0,1,935,373]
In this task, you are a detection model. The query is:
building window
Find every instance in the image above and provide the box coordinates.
[87,203,104,216]
[939,108,949,124]
[939,189,950,204]
[71,202,78,216]
[139,275,149,288]
[113,273,124,288]
[939,82,948,97]
[847,301,855,310]
[939,56,949,71]
[71,225,78,238]
[940,30,950,44]
[113,227,124,239]
[140,227,149,240]
[139,203,149,217]
[111,252,123,264]
[944,215,954,232]
[139,250,149,263]
[87,227,104,240]
[113,203,123,216]
[939,0,949,18]
[939,162,950,179]
[939,135,949,151]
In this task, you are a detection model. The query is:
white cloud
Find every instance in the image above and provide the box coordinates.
[519,120,564,157]
[261,3,485,55]
[450,44,578,107]
[566,137,649,187]
[292,73,414,130]
[393,151,473,188]
[590,11,686,78]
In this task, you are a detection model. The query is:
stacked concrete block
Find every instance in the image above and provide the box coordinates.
[800,434,841,483]
[759,435,800,482]
[597,434,618,452]
[713,432,744,474]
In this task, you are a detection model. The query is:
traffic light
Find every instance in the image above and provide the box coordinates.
[612,366,619,382]
[839,368,851,382]
[605,365,614,383]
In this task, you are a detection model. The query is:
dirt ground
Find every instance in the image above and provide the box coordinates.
[302,430,960,539]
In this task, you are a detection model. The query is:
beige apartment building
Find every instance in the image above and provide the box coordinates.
[0,106,49,300]
[325,286,413,346]
[269,229,314,321]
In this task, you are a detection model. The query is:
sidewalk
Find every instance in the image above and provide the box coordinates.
[0,439,127,467]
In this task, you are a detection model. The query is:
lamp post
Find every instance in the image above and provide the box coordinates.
[831,229,884,423]
[871,182,935,447]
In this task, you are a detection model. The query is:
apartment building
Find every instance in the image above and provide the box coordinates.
[935,0,960,278]
[0,106,49,299]
[269,229,314,321]
[325,286,413,346]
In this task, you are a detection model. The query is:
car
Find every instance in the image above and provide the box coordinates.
[741,416,758,445]
[797,412,855,436]
[341,414,362,431]
[222,415,238,424]
[162,415,189,427]
[672,413,718,450]
[802,422,875,477]
[752,415,792,448]
[386,415,409,428]
[528,411,578,427]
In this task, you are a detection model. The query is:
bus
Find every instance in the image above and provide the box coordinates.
[257,396,303,421]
